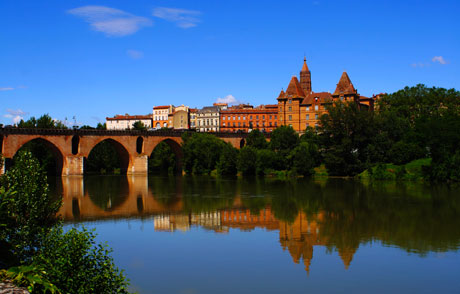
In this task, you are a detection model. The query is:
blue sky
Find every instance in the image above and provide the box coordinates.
[1,0,459,126]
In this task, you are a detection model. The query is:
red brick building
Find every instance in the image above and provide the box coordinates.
[220,104,278,133]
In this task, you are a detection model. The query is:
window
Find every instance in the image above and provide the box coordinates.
[289,99,292,104]
[238,122,241,127]
[306,114,310,120]
[223,122,226,126]
[269,115,272,119]
[223,116,226,120]
[243,122,246,127]
[275,122,277,126]
[315,114,318,119]
[288,106,292,111]
[289,115,292,121]
[233,122,235,127]
[256,122,259,127]
[340,96,344,101]
[269,122,272,126]
[238,116,241,120]
[262,115,265,120]
[243,116,246,120]
[315,105,319,111]
[256,115,259,119]
[306,106,310,111]
[262,122,265,127]
[233,116,236,120]
[280,107,282,111]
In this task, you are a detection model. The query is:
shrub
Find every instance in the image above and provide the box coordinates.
[217,143,238,176]
[32,227,129,294]
[237,146,257,176]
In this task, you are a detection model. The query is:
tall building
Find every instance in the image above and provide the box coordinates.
[196,103,227,132]
[153,105,174,129]
[277,58,376,132]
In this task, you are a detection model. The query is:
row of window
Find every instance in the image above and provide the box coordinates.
[283,114,319,121]
[222,121,278,127]
[197,119,218,126]
[280,105,320,112]
[222,114,277,121]
[154,116,168,121]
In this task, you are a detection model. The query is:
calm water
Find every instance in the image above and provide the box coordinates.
[51,175,460,294]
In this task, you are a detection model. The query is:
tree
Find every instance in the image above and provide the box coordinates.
[246,129,268,149]
[256,149,281,175]
[17,114,67,129]
[149,142,176,174]
[182,133,226,174]
[237,146,257,176]
[270,126,299,169]
[0,151,61,264]
[217,143,238,176]
[85,141,121,174]
[96,122,106,130]
[288,142,320,176]
[319,101,377,176]
[132,121,146,131]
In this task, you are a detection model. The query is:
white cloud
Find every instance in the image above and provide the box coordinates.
[432,56,447,65]
[153,7,201,28]
[0,87,14,91]
[127,49,144,59]
[68,6,152,37]
[216,95,240,105]
[4,109,28,124]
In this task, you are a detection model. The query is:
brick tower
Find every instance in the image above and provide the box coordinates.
[300,57,312,94]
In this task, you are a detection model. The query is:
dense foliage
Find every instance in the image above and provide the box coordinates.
[149,141,176,174]
[85,141,122,174]
[17,114,67,129]
[0,152,130,293]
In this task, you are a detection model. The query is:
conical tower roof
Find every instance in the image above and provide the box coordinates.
[333,71,356,95]
[277,89,285,99]
[285,76,306,98]
[301,57,309,72]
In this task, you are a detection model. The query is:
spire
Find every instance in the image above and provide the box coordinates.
[334,71,356,95]
[301,56,309,72]
[277,89,285,99]
[300,57,312,94]
[286,76,306,98]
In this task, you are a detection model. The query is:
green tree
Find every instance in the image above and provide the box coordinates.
[269,126,299,169]
[237,146,257,176]
[17,114,67,129]
[246,129,268,149]
[319,101,377,176]
[33,227,129,294]
[182,133,226,174]
[217,143,238,176]
[132,121,146,130]
[0,151,61,264]
[149,142,176,174]
[96,122,107,130]
[289,142,320,176]
[256,149,280,175]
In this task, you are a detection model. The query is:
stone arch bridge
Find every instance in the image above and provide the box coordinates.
[0,128,260,176]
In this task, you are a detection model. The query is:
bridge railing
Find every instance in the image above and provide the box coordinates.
[0,127,267,138]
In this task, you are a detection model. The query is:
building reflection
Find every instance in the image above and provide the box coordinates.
[56,175,460,275]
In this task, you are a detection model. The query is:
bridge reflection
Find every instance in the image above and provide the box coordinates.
[57,175,362,274]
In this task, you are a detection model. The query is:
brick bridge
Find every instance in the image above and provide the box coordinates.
[0,128,260,176]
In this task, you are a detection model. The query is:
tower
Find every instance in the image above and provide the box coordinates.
[300,57,312,94]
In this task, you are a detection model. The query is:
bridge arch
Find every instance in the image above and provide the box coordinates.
[136,136,144,154]
[147,138,183,173]
[10,137,65,175]
[85,138,130,174]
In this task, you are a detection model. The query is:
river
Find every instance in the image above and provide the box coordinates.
[50,175,460,294]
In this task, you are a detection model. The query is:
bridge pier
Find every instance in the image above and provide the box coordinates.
[63,156,84,176]
[127,155,148,175]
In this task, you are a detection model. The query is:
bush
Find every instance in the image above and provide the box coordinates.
[237,146,257,176]
[246,129,268,149]
[182,133,226,175]
[288,142,320,176]
[389,141,425,165]
[32,227,129,294]
[256,149,280,175]
[217,143,238,176]
[0,151,61,263]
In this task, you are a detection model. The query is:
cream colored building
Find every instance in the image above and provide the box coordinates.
[153,105,174,129]
[106,114,152,130]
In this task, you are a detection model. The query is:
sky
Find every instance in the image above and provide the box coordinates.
[1,0,459,126]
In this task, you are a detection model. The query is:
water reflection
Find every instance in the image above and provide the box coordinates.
[56,175,460,274]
